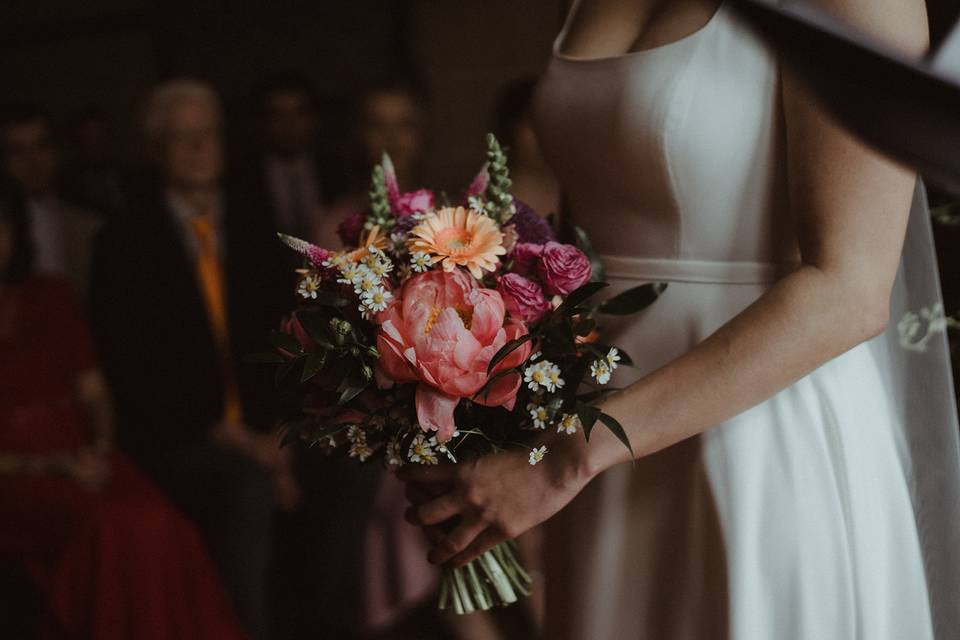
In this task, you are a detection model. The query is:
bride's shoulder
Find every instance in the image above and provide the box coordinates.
[814,0,928,55]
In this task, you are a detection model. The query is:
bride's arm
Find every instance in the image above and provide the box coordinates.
[577,0,930,476]
[400,0,930,566]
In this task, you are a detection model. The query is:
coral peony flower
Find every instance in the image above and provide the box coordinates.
[393,188,435,217]
[497,273,552,323]
[376,269,531,442]
[407,207,506,279]
[537,241,593,296]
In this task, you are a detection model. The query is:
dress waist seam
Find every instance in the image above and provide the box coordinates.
[600,254,798,284]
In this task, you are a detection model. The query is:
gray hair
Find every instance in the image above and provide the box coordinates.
[142,78,221,143]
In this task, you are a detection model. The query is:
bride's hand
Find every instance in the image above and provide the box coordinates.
[397,434,594,567]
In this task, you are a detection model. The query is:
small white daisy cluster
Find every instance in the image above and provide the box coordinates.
[590,348,621,385]
[523,359,564,393]
[407,431,459,465]
[346,424,373,462]
[528,445,547,466]
[330,246,395,319]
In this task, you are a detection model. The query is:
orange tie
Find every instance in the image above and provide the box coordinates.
[187,214,244,425]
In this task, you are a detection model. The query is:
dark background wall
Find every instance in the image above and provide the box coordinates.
[1,0,566,192]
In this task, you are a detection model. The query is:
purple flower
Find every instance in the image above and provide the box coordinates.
[505,199,555,245]
[497,273,552,323]
[510,242,543,277]
[537,242,592,296]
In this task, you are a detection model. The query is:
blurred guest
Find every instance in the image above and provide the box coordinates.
[494,77,560,219]
[0,192,246,640]
[241,73,343,246]
[91,79,294,640]
[61,107,129,218]
[0,104,103,295]
[326,78,427,248]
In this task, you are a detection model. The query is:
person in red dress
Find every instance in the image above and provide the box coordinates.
[0,190,247,639]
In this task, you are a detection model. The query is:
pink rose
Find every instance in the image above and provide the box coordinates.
[510,242,543,277]
[537,241,593,296]
[375,269,531,442]
[393,188,435,217]
[498,273,552,323]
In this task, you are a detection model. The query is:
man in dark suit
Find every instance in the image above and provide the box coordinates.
[238,73,345,247]
[90,79,293,640]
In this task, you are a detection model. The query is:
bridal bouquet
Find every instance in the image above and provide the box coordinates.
[259,134,664,614]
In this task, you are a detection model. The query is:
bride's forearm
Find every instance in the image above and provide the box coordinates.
[577,264,890,478]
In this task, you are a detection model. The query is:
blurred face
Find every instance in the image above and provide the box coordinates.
[1,118,59,197]
[262,90,317,157]
[158,100,223,191]
[361,90,423,179]
[512,116,546,168]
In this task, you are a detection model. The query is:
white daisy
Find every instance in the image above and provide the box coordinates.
[354,274,380,296]
[527,403,550,430]
[524,360,558,392]
[528,446,547,466]
[297,275,322,299]
[346,424,365,444]
[557,413,580,435]
[545,362,565,392]
[590,359,612,385]
[529,351,542,361]
[408,434,438,465]
[385,438,404,467]
[606,348,621,370]
[410,251,433,273]
[361,286,393,314]
[338,262,368,286]
[322,252,351,270]
[349,440,373,461]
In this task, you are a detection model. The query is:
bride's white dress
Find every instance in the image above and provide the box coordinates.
[535,2,960,639]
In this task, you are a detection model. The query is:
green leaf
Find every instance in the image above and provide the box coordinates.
[486,334,534,374]
[274,357,299,387]
[573,317,596,337]
[268,330,304,355]
[557,281,608,315]
[309,291,352,308]
[300,350,327,383]
[244,351,286,364]
[295,313,337,350]
[598,283,667,315]
[577,404,601,441]
[573,225,606,282]
[598,412,634,457]
[338,384,366,406]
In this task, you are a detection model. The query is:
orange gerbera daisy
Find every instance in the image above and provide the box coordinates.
[408,207,505,279]
[345,225,390,263]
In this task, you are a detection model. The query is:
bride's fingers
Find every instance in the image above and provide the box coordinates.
[428,514,485,565]
[447,527,506,568]
[404,481,447,505]
[397,463,457,484]
[406,491,463,526]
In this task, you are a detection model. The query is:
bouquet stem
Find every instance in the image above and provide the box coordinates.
[437,540,532,614]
